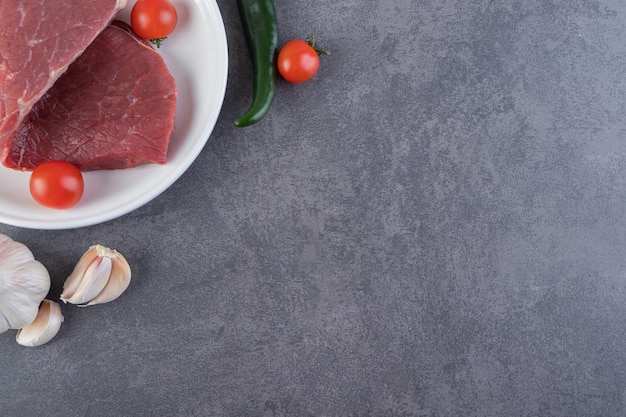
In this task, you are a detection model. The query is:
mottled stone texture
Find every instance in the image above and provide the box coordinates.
[2,0,626,416]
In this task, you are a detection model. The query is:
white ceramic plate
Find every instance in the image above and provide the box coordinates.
[0,0,228,230]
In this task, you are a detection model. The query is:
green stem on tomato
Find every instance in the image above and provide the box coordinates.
[150,37,167,48]
[305,34,330,56]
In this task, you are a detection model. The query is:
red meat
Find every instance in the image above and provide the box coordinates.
[5,22,177,171]
[0,0,128,165]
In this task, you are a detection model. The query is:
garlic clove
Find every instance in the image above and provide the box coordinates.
[60,245,131,306]
[59,245,101,303]
[75,256,112,304]
[86,249,131,306]
[16,299,63,347]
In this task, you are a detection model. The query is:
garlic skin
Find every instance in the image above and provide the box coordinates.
[60,245,131,306]
[16,300,63,347]
[0,234,51,334]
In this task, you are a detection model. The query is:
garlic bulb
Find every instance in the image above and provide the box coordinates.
[0,234,51,334]
[16,299,63,347]
[60,244,131,306]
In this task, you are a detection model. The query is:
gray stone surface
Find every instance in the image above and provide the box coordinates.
[2,0,626,415]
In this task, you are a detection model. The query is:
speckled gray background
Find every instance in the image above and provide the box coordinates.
[2,0,626,416]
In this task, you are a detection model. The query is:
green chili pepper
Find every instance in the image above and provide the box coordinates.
[234,0,278,127]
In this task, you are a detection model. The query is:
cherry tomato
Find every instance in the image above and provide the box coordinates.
[130,0,178,41]
[277,40,322,84]
[29,161,84,209]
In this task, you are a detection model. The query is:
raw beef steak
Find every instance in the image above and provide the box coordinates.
[0,0,128,165]
[5,22,178,171]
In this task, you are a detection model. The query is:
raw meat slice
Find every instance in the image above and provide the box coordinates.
[5,22,177,171]
[0,0,128,164]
